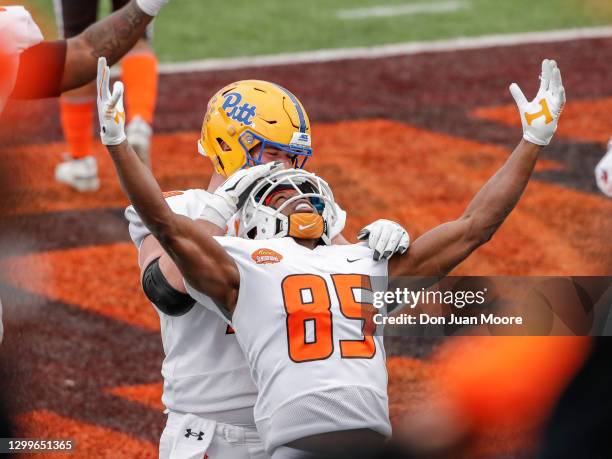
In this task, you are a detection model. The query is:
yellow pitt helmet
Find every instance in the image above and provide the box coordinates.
[198,80,312,177]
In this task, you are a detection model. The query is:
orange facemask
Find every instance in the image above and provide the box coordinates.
[288,212,324,240]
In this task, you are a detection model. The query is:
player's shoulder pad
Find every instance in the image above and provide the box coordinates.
[125,188,212,248]
[126,188,212,222]
[335,242,375,257]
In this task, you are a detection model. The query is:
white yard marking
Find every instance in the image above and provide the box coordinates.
[336,1,470,20]
[134,26,612,76]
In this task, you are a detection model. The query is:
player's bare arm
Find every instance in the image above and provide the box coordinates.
[96,57,241,309]
[109,138,240,308]
[389,59,565,278]
[4,1,168,102]
[389,139,540,277]
[138,221,224,294]
[61,1,154,91]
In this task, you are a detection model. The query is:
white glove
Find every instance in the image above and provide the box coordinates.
[96,57,126,146]
[358,219,410,261]
[510,59,566,146]
[200,162,285,229]
[595,139,612,198]
[136,0,169,16]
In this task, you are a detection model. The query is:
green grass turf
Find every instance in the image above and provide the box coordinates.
[10,0,612,62]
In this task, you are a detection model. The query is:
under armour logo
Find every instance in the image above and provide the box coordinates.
[185,428,205,441]
[222,92,257,126]
[525,99,553,126]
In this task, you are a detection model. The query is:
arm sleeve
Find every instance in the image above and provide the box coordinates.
[11,41,67,99]
[142,258,195,316]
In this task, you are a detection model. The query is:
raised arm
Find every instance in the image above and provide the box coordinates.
[390,59,566,278]
[96,57,238,309]
[61,0,167,92]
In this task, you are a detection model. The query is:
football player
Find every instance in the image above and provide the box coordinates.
[53,0,159,191]
[0,0,169,114]
[124,77,410,458]
[99,57,565,458]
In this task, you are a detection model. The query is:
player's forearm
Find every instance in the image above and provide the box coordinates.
[107,142,237,303]
[462,139,540,244]
[107,141,176,241]
[61,1,152,91]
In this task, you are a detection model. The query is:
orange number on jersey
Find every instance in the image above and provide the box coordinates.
[281,274,333,362]
[331,274,376,359]
[281,274,377,362]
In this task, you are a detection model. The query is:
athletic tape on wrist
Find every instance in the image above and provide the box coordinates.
[135,0,167,17]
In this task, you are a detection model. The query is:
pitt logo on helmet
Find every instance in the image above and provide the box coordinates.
[222,92,257,126]
[197,80,313,177]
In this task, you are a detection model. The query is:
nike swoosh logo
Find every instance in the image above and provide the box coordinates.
[346,258,365,263]
[299,222,317,231]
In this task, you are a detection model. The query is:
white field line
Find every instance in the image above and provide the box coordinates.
[336,1,470,20]
[110,26,612,77]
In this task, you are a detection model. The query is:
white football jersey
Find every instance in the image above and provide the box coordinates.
[186,237,391,453]
[125,189,258,420]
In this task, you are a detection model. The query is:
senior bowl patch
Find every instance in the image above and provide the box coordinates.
[251,248,283,264]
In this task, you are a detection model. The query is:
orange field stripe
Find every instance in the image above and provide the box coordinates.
[105,382,164,412]
[13,409,157,458]
[0,242,160,332]
[312,119,611,275]
[0,120,564,217]
[0,131,210,217]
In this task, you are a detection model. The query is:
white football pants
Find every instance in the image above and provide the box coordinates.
[159,411,269,459]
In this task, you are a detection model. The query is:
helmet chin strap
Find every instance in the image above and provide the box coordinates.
[288,213,324,240]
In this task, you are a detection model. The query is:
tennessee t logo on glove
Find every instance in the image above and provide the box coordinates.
[510,59,566,146]
[524,99,553,126]
[97,57,127,146]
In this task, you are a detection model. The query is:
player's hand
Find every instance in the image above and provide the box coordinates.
[358,219,410,261]
[135,0,170,17]
[510,59,565,146]
[201,162,285,229]
[96,57,126,146]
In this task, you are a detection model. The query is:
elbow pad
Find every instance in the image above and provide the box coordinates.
[142,258,195,316]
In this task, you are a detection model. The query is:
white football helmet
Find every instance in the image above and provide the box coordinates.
[239,169,338,245]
